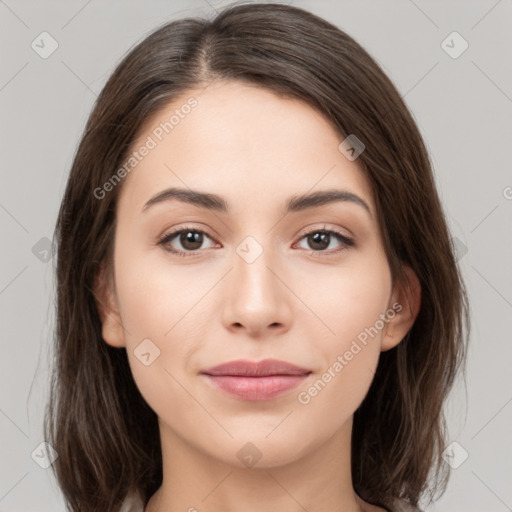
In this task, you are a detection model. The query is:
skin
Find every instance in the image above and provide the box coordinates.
[95,80,421,512]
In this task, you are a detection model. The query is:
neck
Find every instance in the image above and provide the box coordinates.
[145,415,371,512]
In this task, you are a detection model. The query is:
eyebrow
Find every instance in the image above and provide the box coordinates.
[141,187,372,217]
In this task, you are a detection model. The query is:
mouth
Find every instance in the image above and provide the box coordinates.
[200,359,312,401]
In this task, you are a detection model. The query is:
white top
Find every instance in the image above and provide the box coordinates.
[119,490,423,512]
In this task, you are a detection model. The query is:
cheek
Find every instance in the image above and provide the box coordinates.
[113,238,207,341]
[292,252,391,405]
[294,344,378,448]
[112,239,224,412]
[294,250,392,347]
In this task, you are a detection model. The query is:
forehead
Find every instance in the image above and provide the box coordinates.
[118,80,375,217]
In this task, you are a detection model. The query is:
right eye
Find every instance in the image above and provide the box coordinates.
[158,227,219,257]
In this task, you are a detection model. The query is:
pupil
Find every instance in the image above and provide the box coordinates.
[310,232,329,250]
[181,231,202,250]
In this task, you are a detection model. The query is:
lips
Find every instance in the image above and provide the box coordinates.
[201,358,312,377]
[200,359,312,400]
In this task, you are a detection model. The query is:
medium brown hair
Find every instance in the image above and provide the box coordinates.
[45,2,470,511]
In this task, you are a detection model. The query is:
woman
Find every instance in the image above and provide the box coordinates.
[45,3,470,512]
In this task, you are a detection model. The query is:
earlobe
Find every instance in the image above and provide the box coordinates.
[93,263,126,348]
[381,264,422,352]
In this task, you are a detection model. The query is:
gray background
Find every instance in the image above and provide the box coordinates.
[1,0,511,510]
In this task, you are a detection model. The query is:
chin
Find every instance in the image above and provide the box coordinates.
[203,431,317,470]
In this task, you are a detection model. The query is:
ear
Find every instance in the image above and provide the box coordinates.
[93,262,126,348]
[381,264,421,352]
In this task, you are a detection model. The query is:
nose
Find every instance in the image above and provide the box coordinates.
[221,241,293,337]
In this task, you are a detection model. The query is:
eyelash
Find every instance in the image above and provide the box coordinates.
[158,224,355,258]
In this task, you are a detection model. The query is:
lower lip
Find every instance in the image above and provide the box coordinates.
[202,374,310,400]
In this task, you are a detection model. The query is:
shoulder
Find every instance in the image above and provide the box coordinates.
[119,489,145,512]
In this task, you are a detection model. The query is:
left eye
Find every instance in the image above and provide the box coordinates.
[159,227,354,256]
[294,229,354,253]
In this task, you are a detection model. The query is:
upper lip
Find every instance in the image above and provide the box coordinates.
[201,358,312,377]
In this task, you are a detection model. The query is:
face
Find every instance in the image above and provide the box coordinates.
[97,80,419,468]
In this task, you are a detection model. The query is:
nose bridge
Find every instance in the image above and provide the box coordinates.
[233,232,281,301]
[222,231,291,333]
